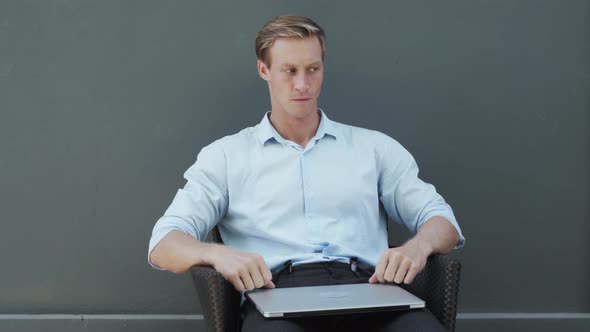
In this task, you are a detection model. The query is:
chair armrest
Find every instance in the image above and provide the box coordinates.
[190,265,241,332]
[400,254,461,332]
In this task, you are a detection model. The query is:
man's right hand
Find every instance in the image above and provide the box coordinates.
[206,244,275,292]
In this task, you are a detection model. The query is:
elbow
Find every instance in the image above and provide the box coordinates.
[442,229,461,253]
[150,250,190,274]
[168,266,189,274]
[149,250,165,270]
[154,261,190,275]
[169,264,190,274]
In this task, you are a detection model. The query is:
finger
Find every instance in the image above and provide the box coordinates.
[229,274,245,292]
[383,257,399,282]
[263,275,274,288]
[240,269,255,291]
[251,268,266,289]
[245,259,265,289]
[383,253,403,282]
[368,274,378,284]
[374,253,388,283]
[394,259,412,284]
[403,264,421,285]
[244,256,265,289]
[257,258,273,287]
[264,281,276,289]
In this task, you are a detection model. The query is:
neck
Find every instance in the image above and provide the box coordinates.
[268,110,320,148]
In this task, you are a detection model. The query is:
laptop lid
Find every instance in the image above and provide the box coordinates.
[245,283,425,318]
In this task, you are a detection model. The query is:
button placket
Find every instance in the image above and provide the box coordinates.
[302,152,310,216]
[301,150,319,241]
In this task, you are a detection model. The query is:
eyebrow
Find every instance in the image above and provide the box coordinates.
[279,62,322,69]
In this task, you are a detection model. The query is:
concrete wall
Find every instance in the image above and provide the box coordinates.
[1,0,588,330]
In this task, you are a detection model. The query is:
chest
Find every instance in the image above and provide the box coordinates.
[226,140,379,213]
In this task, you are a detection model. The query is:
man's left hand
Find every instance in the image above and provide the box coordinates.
[368,238,432,285]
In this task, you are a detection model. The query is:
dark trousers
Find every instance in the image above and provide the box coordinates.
[240,261,447,332]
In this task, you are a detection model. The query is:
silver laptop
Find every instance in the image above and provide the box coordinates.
[245,283,425,318]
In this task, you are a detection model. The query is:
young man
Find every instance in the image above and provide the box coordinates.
[148,15,465,331]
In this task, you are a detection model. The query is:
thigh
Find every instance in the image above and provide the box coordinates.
[335,308,447,332]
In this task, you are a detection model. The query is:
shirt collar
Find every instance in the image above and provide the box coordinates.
[256,108,338,146]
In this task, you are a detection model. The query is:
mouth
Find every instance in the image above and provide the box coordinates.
[291,97,312,102]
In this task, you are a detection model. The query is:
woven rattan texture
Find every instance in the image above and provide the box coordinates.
[401,255,461,332]
[191,265,241,332]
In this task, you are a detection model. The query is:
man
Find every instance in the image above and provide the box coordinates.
[149,15,465,331]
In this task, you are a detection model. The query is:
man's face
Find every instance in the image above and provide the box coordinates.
[258,36,324,120]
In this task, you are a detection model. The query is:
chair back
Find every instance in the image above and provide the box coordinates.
[212,226,223,244]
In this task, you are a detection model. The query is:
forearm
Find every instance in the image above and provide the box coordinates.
[410,216,460,256]
[150,230,275,290]
[149,230,218,274]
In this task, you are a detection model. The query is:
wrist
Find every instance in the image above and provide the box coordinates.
[200,243,221,267]
[410,235,434,257]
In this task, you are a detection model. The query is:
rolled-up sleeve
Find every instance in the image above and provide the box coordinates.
[148,142,229,269]
[377,138,465,248]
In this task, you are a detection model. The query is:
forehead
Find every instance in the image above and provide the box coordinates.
[268,36,323,67]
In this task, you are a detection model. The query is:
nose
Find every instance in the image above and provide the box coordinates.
[294,72,309,92]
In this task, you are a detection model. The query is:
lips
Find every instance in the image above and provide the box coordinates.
[292,97,312,102]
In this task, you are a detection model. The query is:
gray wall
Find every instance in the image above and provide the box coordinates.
[1,0,588,331]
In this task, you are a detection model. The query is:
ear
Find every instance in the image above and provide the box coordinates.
[257,60,270,81]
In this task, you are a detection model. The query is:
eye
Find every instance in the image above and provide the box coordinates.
[285,68,296,74]
[309,67,320,72]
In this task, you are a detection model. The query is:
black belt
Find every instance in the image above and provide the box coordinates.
[272,257,374,280]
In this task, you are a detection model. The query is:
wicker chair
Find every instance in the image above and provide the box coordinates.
[191,227,462,332]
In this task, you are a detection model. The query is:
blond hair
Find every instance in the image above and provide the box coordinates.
[255,15,326,67]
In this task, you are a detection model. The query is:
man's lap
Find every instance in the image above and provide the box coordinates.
[241,297,444,332]
[240,261,447,332]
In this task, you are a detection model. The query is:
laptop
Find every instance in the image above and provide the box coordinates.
[245,283,425,318]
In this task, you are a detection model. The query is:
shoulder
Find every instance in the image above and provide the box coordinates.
[200,125,259,155]
[331,120,407,153]
[187,125,259,177]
